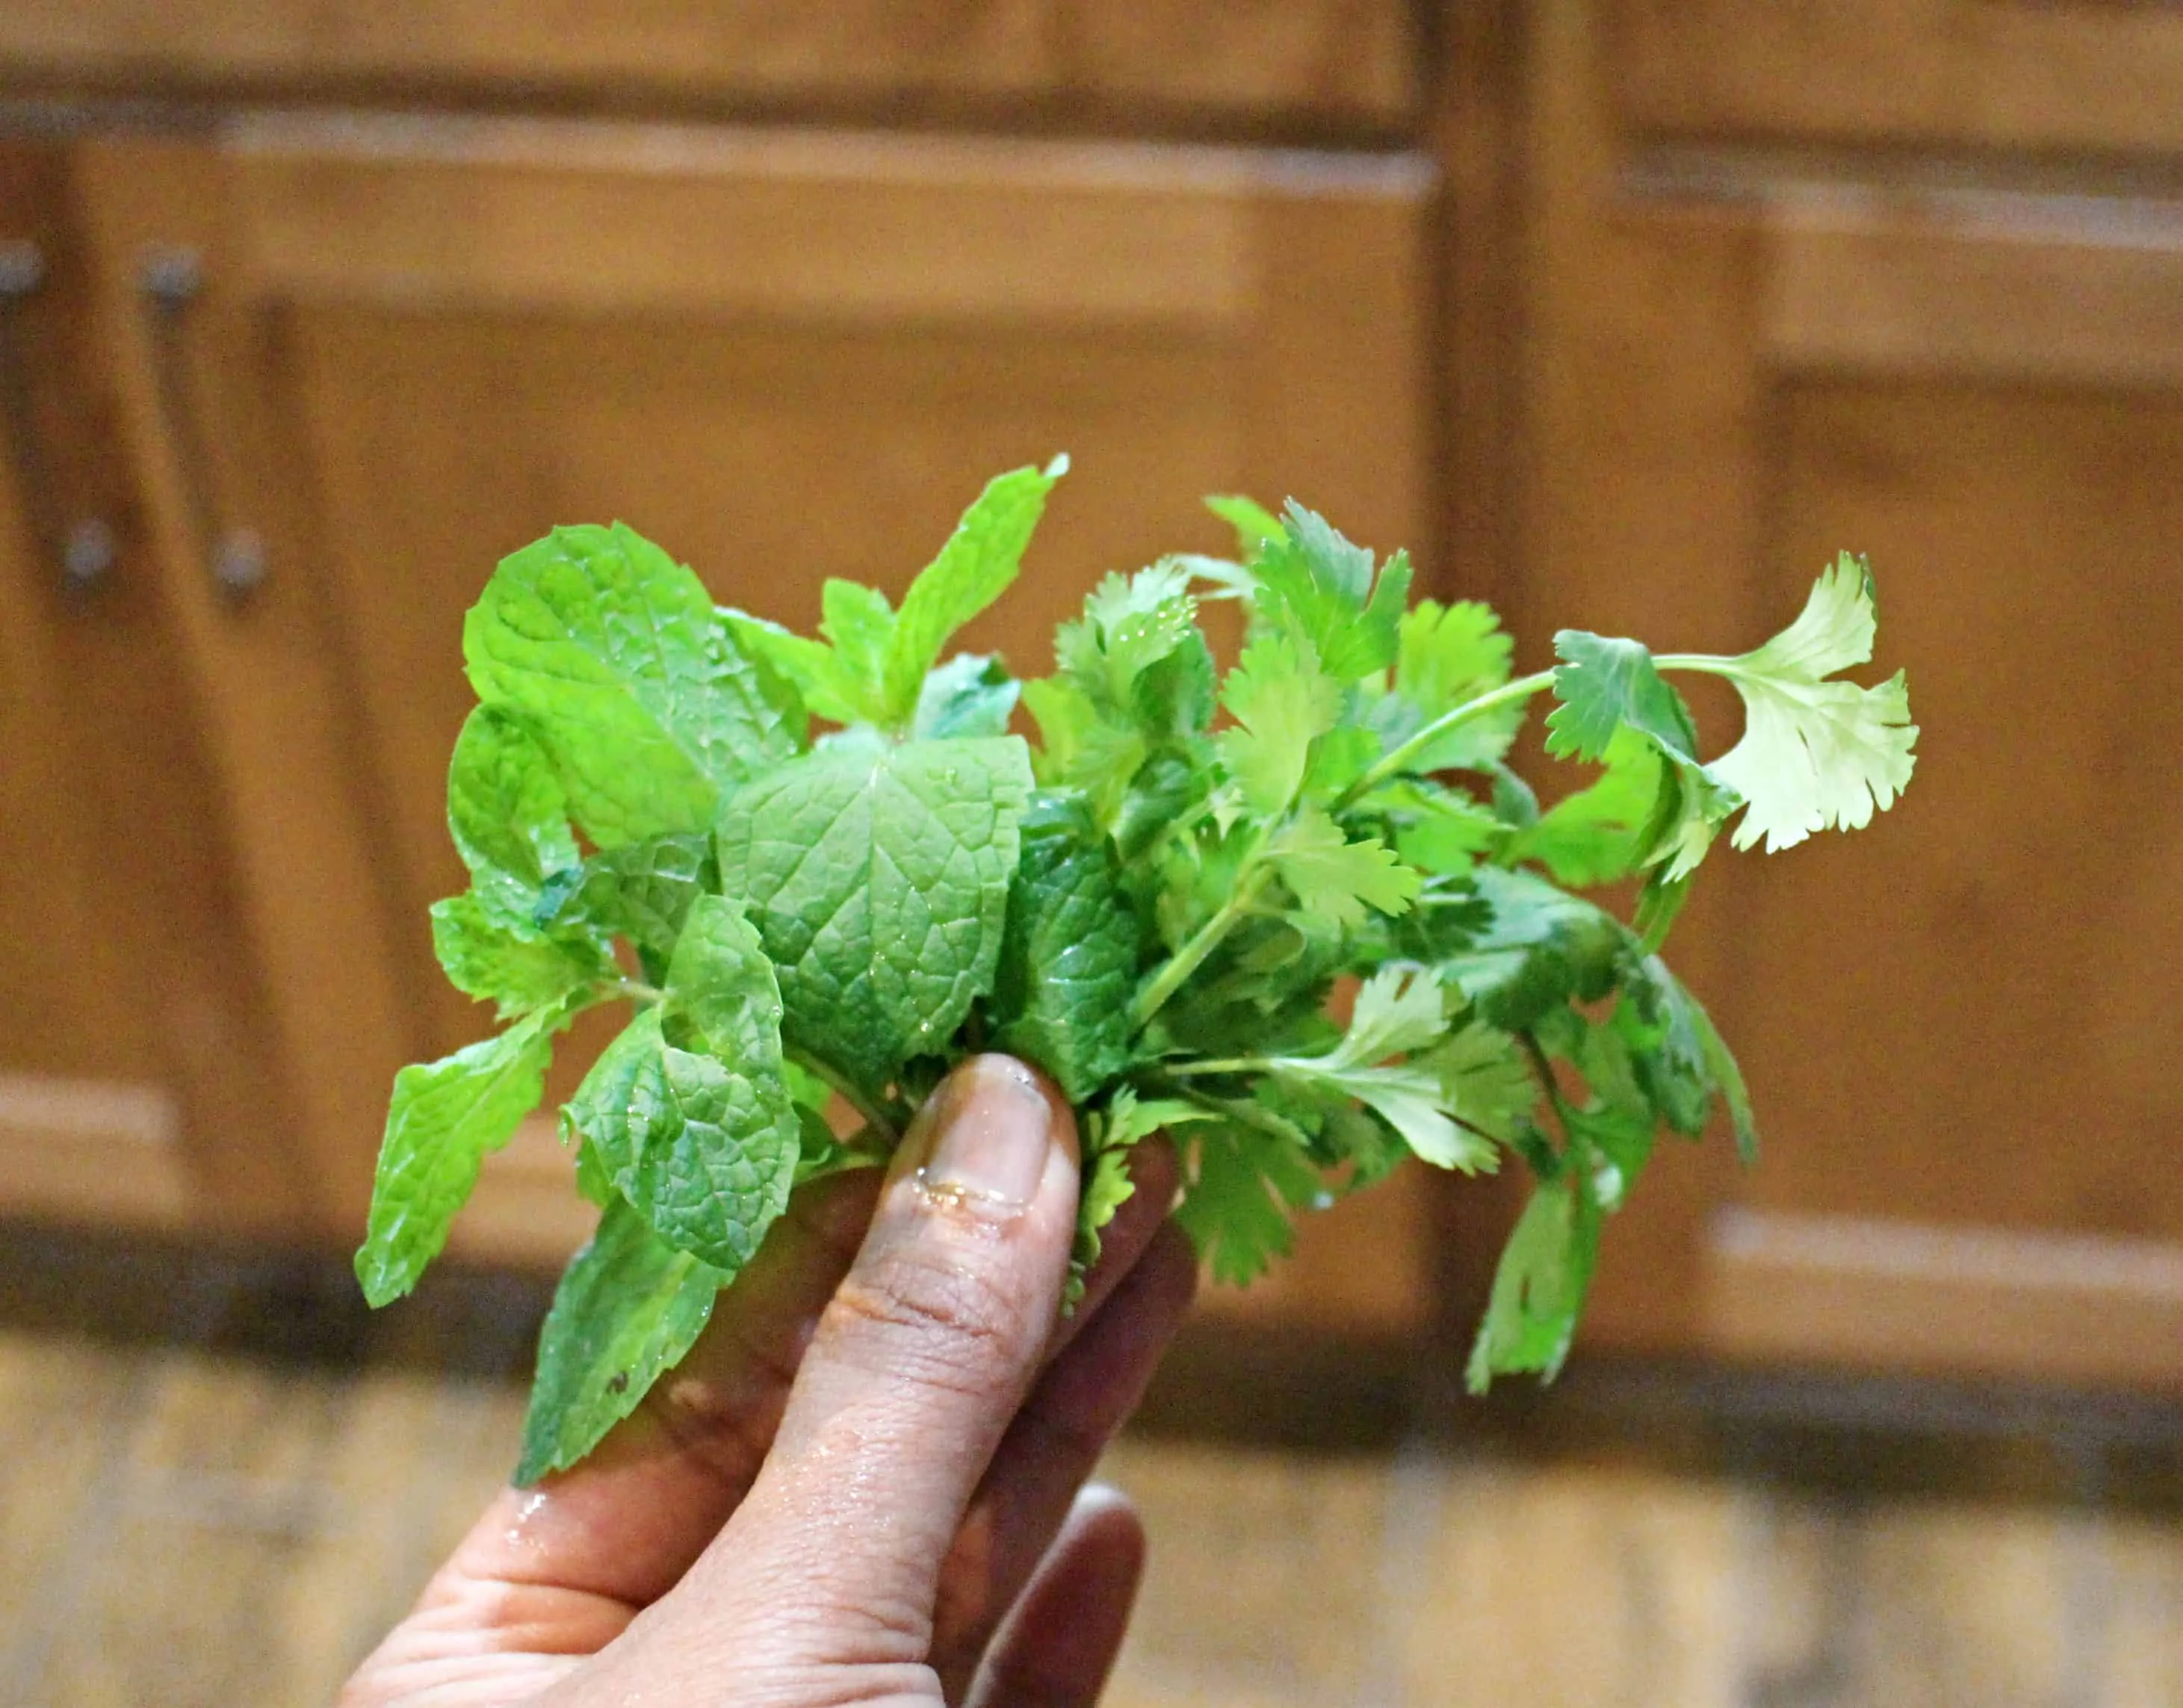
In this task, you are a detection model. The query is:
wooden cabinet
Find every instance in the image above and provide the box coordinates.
[1442,1,2183,1390]
[4,103,1439,1337]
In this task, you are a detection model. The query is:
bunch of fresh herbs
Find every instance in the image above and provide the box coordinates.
[353,458,1916,1482]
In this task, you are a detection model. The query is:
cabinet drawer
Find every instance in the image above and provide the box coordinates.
[1617,0,2183,161]
[0,1,1418,133]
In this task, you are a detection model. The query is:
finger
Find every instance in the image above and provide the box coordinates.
[930,1218,1195,1697]
[397,1166,885,1646]
[676,1053,1083,1668]
[967,1485,1147,1708]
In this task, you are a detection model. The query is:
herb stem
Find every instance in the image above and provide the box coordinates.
[1335,669,1557,811]
[1130,864,1272,1030]
[612,978,664,1004]
[786,1046,903,1148]
[1162,1056,1269,1079]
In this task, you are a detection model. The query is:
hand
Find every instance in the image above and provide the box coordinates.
[341,1054,1195,1707]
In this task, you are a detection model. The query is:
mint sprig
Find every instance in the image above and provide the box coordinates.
[354,462,1917,1478]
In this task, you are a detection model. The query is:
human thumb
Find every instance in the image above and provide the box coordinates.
[640,1054,1082,1680]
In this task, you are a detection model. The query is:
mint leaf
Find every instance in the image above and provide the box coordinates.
[446,707,580,928]
[356,1008,560,1306]
[716,735,1034,1088]
[913,654,1021,740]
[465,524,793,845]
[1252,504,1411,678]
[430,893,610,1020]
[1466,1172,1602,1390]
[562,898,799,1272]
[988,794,1139,1103]
[881,457,1067,723]
[1702,554,1918,851]
[534,832,714,967]
[515,1196,727,1484]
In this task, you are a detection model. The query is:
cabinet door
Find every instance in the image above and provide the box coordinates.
[67,117,1437,1340]
[1446,1,2183,1389]
[0,143,306,1234]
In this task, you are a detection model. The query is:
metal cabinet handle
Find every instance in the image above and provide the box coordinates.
[139,244,267,604]
[0,239,120,597]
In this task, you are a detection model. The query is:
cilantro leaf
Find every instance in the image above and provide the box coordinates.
[1217,632,1339,816]
[1437,867,1628,1031]
[1204,493,1286,557]
[716,735,1033,1089]
[1701,554,1918,851]
[1266,809,1421,928]
[1465,1172,1603,1390]
[880,457,1067,723]
[515,1195,726,1484]
[1251,504,1411,678]
[1174,1120,1326,1287]
[1371,599,1522,772]
[1545,631,1700,764]
[430,893,610,1020]
[356,1007,560,1306]
[988,794,1140,1103]
[564,897,800,1271]
[446,706,580,929]
[465,525,793,844]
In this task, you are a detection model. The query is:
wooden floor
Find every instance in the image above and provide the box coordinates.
[1,1228,2181,1707]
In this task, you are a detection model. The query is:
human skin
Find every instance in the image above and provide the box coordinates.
[341,1053,1195,1707]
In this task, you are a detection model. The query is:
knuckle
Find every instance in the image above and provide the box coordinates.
[823,1241,1031,1387]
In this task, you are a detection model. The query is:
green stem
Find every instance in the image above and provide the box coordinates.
[1130,864,1272,1030]
[1161,1056,1271,1079]
[612,978,664,1005]
[1335,669,1558,810]
[786,1046,903,1148]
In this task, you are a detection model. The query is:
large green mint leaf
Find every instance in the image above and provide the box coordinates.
[515,1196,727,1485]
[880,457,1067,724]
[716,734,1034,1088]
[1465,1172,1603,1391]
[1251,504,1411,679]
[562,900,799,1272]
[1704,554,1918,852]
[356,1009,558,1306]
[988,793,1139,1102]
[465,523,793,846]
[430,893,610,1020]
[446,707,580,929]
[534,832,716,966]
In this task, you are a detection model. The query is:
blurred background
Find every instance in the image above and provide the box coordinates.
[1,2,2180,1703]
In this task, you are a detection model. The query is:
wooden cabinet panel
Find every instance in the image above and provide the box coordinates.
[1450,1,2183,1388]
[0,143,309,1234]
[62,116,1438,1333]
[1616,0,2183,159]
[0,1,1416,131]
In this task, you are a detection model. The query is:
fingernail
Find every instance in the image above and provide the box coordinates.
[913,1056,1053,1212]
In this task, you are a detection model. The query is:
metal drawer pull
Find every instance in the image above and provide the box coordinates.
[139,244,267,604]
[0,239,118,597]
